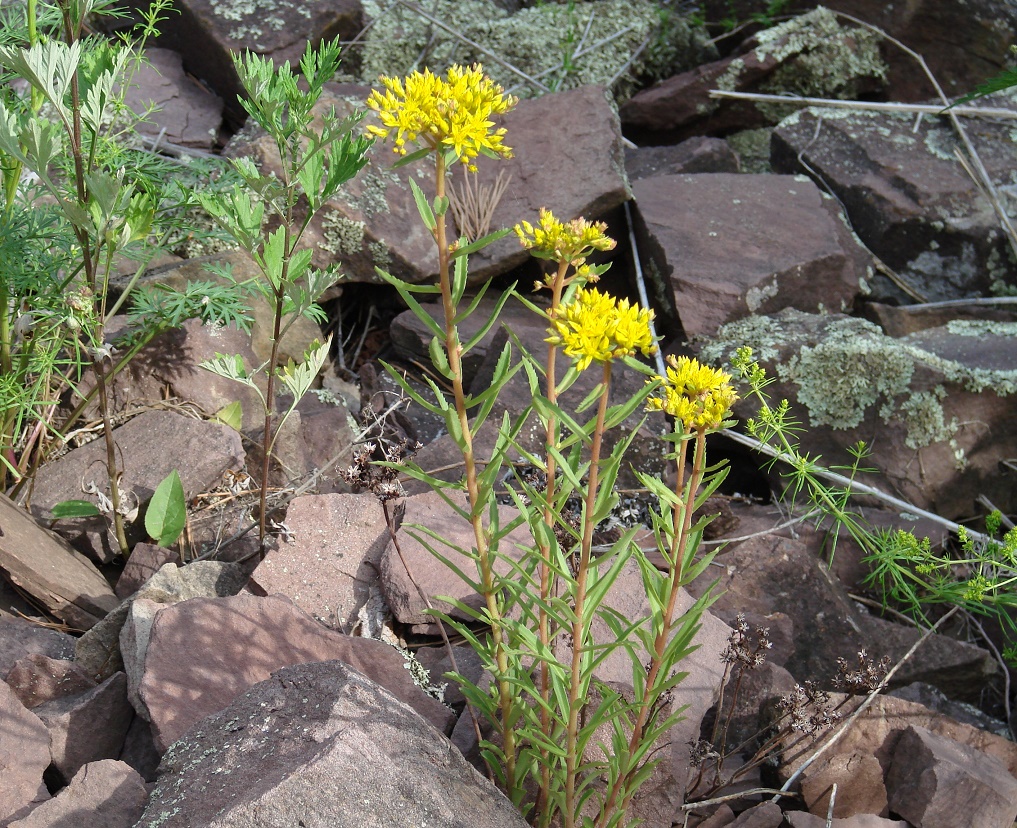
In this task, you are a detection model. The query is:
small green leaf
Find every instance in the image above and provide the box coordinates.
[145,470,187,547]
[213,401,243,431]
[408,177,436,232]
[50,500,101,519]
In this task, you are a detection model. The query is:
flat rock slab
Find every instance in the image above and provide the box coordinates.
[137,660,526,828]
[124,47,222,148]
[7,759,148,828]
[772,99,1017,301]
[632,173,869,340]
[249,493,390,631]
[136,592,454,752]
[29,409,244,562]
[0,496,118,631]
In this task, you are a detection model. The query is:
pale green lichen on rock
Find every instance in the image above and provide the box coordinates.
[782,318,913,430]
[368,238,392,269]
[321,211,366,257]
[356,0,707,100]
[897,388,955,450]
[751,7,887,121]
[703,311,1017,451]
[945,319,1017,338]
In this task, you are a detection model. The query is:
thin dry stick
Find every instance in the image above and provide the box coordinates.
[963,612,1014,741]
[721,428,990,546]
[707,90,1017,121]
[775,604,960,798]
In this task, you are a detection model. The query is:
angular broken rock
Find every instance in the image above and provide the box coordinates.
[379,490,533,630]
[777,693,1017,783]
[887,725,1017,828]
[800,751,888,819]
[135,592,455,752]
[620,7,886,143]
[772,98,1017,301]
[4,654,96,710]
[632,173,869,340]
[227,84,628,287]
[75,560,249,683]
[136,661,526,828]
[34,672,134,784]
[0,680,51,824]
[7,759,148,828]
[700,309,1017,519]
[123,47,223,149]
[0,495,118,631]
[121,0,362,128]
[0,615,75,675]
[249,493,390,631]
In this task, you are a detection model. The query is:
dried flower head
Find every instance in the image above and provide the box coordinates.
[366,64,517,170]
[515,208,616,281]
[721,612,772,669]
[835,650,891,696]
[647,355,738,432]
[546,286,656,371]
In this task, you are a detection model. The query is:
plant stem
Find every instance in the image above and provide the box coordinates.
[434,152,517,796]
[596,427,708,827]
[564,360,612,828]
[536,259,569,825]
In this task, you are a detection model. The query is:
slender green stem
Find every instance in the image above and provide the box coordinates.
[596,427,708,828]
[564,359,612,828]
[434,152,517,795]
[536,259,569,825]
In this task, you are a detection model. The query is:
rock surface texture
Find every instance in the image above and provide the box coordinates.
[136,661,528,828]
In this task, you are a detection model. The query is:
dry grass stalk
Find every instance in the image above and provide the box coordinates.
[448,169,511,242]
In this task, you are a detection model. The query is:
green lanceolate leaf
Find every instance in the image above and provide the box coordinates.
[408,177,436,232]
[428,335,453,379]
[50,499,101,519]
[449,227,511,259]
[145,469,186,546]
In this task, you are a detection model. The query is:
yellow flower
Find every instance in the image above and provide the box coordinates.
[366,64,517,170]
[515,208,615,273]
[547,287,656,371]
[647,355,738,431]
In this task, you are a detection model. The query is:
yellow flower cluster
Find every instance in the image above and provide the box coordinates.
[366,64,518,170]
[547,287,656,371]
[647,355,738,431]
[515,208,616,267]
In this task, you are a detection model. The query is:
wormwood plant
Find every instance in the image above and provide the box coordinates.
[197,38,372,549]
[0,0,247,551]
[366,64,737,827]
